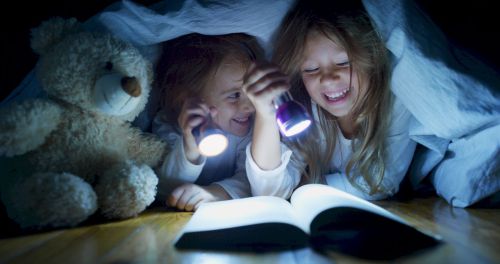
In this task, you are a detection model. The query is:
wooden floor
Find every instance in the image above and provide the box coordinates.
[0,195,499,264]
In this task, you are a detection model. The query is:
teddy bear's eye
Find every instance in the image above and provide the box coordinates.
[105,61,113,71]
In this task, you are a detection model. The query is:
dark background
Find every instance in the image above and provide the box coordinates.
[1,0,499,102]
[0,0,156,102]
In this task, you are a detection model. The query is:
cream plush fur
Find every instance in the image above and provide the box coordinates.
[0,17,169,229]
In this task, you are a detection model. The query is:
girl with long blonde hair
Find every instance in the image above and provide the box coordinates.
[244,0,416,200]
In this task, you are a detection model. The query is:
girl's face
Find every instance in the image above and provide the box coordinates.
[300,30,366,120]
[203,57,255,137]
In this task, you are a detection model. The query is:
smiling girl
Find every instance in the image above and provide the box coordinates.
[245,0,417,200]
[153,33,263,211]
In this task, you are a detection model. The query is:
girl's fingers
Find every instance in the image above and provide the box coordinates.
[197,102,211,114]
[178,102,212,131]
[175,185,207,211]
[208,106,218,120]
[186,116,205,130]
[184,192,204,212]
[182,103,210,118]
[243,63,281,90]
[167,186,186,208]
[255,79,290,98]
[245,71,290,95]
[176,189,196,211]
[193,198,207,211]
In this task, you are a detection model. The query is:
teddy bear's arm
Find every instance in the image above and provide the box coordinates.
[127,127,170,169]
[0,99,62,157]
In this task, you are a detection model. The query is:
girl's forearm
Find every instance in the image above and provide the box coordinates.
[251,113,282,170]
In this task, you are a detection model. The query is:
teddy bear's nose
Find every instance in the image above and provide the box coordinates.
[121,77,141,97]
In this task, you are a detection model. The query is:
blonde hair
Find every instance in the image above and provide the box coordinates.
[273,1,392,195]
[155,33,264,123]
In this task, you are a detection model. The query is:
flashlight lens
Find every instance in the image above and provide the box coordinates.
[198,133,228,157]
[278,119,311,137]
[276,101,311,137]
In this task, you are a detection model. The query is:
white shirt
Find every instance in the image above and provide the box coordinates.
[246,96,416,200]
[153,110,251,201]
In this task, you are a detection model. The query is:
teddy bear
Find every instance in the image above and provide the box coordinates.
[0,17,170,229]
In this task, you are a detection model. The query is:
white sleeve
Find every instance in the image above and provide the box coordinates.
[158,138,205,183]
[245,142,301,199]
[152,114,206,200]
[326,99,416,200]
[213,138,252,199]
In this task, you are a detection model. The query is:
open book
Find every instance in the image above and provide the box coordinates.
[174,184,440,259]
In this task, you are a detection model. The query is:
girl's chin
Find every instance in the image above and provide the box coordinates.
[319,99,354,117]
[232,128,250,137]
[228,126,251,137]
[229,120,251,135]
[326,109,351,118]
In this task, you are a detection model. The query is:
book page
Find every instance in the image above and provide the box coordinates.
[179,196,305,233]
[290,184,406,233]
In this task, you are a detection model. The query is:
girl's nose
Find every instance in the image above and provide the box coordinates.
[320,70,340,85]
[240,94,256,113]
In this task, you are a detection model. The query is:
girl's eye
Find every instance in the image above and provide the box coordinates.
[228,92,241,100]
[337,61,350,67]
[303,67,319,73]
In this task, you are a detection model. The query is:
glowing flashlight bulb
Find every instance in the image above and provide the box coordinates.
[197,129,228,157]
[274,92,312,137]
[194,116,228,157]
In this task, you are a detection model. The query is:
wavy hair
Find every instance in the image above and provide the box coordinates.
[155,33,264,124]
[273,0,392,194]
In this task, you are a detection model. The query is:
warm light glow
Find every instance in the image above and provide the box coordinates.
[198,133,228,157]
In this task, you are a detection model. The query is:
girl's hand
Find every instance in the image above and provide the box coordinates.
[243,62,289,170]
[242,62,290,120]
[167,183,230,211]
[177,98,211,164]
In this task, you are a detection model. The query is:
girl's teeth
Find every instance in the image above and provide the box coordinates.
[326,87,349,100]
[234,117,248,122]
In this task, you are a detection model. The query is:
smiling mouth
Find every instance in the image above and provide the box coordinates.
[233,116,251,124]
[324,87,350,102]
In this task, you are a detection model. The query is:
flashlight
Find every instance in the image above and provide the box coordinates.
[193,116,228,157]
[274,92,311,137]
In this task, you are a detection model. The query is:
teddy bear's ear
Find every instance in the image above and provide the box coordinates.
[30,17,83,55]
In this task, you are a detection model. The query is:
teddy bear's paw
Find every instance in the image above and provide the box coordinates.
[4,172,97,229]
[96,161,158,219]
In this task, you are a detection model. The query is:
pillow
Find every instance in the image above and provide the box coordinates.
[363,0,500,206]
[430,123,500,207]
